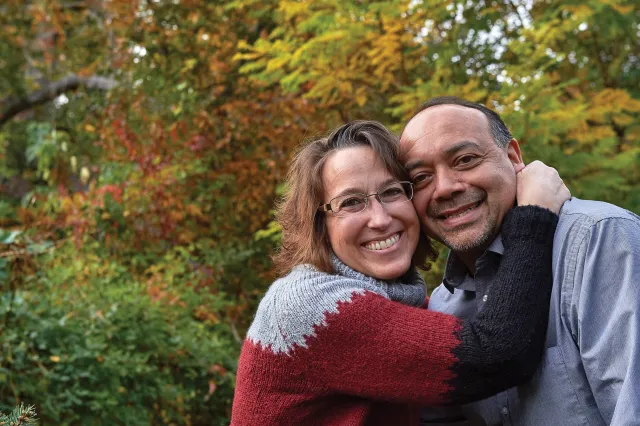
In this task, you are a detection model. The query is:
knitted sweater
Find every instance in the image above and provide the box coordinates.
[231,206,558,426]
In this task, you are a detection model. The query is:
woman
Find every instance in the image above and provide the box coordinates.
[231,121,569,425]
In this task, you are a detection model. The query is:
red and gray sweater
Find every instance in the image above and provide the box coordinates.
[232,206,558,425]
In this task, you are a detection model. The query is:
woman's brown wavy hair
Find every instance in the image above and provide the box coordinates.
[272,120,437,276]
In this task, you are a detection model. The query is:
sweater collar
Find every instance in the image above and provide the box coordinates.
[330,254,427,308]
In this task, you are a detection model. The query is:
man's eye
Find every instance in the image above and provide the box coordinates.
[412,173,432,187]
[456,155,478,166]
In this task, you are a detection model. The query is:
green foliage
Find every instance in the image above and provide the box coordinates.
[0,0,638,423]
[0,403,38,426]
[0,242,237,425]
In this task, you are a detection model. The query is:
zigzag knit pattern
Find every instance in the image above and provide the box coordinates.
[231,206,558,426]
[246,261,428,355]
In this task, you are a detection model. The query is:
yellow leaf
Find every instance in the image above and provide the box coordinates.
[50,355,61,363]
[612,4,633,14]
[612,113,634,127]
[182,58,198,71]
[84,124,96,132]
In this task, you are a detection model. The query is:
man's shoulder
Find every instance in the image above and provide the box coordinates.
[556,198,638,239]
[559,197,638,225]
[551,198,640,273]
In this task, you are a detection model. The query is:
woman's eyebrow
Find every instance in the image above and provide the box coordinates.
[330,178,398,199]
[328,186,364,200]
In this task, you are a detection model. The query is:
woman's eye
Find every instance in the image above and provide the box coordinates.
[340,197,363,208]
[381,187,403,197]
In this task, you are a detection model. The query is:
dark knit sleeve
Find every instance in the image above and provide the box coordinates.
[444,205,557,404]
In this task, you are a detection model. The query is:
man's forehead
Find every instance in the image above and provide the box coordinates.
[403,105,487,135]
[399,131,433,161]
[400,105,489,154]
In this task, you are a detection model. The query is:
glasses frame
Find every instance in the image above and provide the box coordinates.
[318,181,414,216]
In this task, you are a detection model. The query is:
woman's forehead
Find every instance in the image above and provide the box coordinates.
[321,146,395,197]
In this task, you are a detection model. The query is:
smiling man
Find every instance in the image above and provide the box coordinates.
[400,96,640,426]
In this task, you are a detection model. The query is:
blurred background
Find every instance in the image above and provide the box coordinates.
[0,0,638,424]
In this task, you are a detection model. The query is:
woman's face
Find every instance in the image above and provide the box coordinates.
[321,146,420,280]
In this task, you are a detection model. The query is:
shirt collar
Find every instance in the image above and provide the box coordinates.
[442,234,505,293]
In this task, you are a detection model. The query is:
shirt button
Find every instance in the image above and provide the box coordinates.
[482,294,488,302]
[501,407,509,416]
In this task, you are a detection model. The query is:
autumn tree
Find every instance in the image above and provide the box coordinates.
[1,0,323,423]
[236,0,639,211]
[0,0,637,424]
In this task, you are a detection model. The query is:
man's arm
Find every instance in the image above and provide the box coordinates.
[570,216,640,425]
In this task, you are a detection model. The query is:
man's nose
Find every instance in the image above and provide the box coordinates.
[367,198,393,229]
[432,170,465,200]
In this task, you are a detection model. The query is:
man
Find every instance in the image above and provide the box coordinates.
[399,96,640,426]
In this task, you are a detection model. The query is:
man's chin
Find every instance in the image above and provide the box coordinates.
[439,226,493,254]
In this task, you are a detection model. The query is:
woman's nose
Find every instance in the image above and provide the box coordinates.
[366,198,393,229]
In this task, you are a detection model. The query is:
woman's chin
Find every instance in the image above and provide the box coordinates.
[364,260,412,281]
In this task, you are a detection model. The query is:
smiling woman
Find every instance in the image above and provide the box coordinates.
[320,146,420,280]
[231,121,570,426]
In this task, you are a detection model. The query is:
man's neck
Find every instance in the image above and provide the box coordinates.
[455,241,493,275]
[456,251,481,275]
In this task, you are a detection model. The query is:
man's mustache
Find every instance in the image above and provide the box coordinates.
[426,190,486,217]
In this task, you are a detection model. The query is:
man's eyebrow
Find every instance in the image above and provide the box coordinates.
[403,140,482,173]
[444,141,482,157]
[404,159,427,173]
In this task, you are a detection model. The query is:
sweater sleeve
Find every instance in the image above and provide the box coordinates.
[302,205,557,406]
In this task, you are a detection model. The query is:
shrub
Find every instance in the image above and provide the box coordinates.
[0,242,239,425]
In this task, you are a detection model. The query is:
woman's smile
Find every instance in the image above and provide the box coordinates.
[362,232,402,251]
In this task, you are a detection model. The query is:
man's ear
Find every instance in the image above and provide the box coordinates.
[506,139,524,172]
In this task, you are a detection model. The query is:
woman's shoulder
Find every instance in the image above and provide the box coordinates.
[264,264,385,305]
[245,264,385,355]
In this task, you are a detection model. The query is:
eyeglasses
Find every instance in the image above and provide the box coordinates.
[318,181,414,216]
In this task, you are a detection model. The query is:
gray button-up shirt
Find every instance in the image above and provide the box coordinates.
[422,198,640,426]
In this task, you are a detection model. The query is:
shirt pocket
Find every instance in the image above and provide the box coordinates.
[515,346,594,426]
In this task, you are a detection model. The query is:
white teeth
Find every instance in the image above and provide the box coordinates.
[365,233,400,251]
[444,204,478,219]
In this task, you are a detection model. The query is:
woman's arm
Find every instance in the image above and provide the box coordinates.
[302,205,557,406]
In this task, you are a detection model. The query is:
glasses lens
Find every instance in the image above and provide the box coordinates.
[331,194,367,215]
[379,182,412,204]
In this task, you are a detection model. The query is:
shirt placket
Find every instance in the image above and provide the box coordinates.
[496,391,514,426]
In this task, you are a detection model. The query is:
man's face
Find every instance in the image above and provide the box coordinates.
[400,105,523,260]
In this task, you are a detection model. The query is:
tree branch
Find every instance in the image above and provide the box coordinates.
[0,74,117,128]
